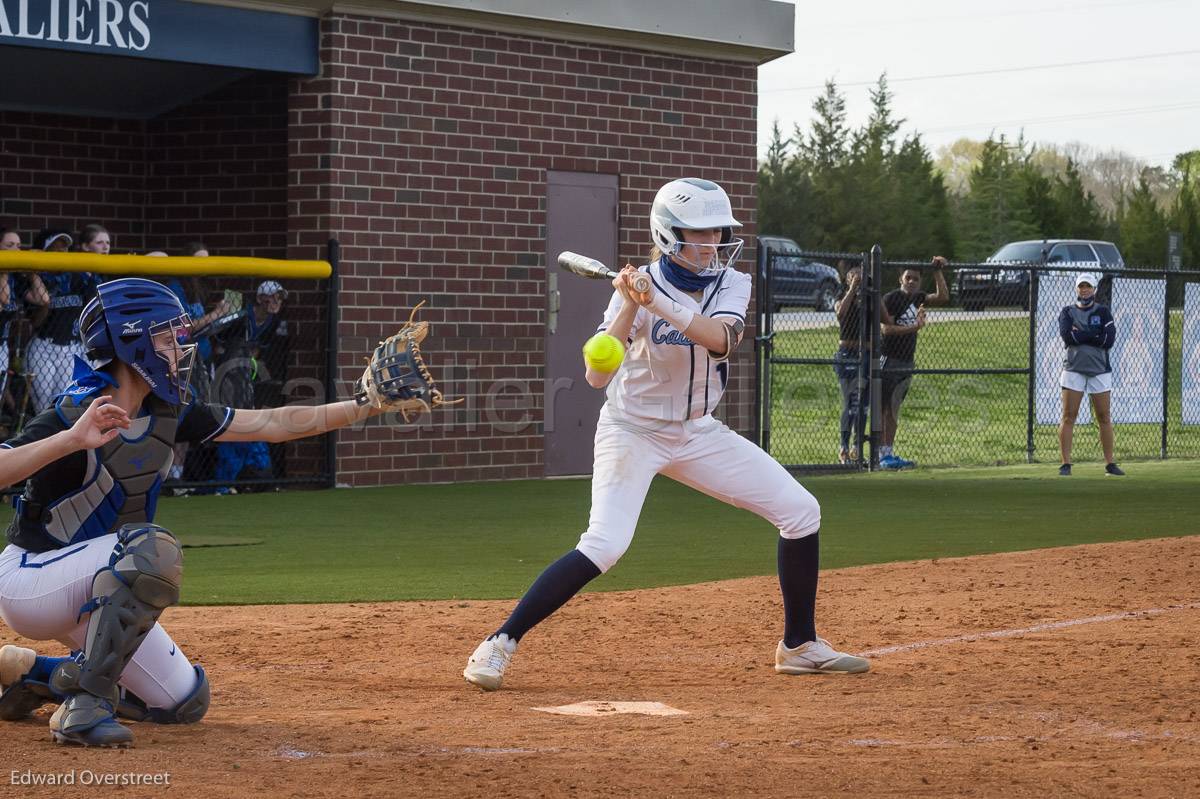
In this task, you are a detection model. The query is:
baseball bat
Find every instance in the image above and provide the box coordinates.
[558,251,651,294]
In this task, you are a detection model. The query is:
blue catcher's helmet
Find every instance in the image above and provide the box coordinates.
[78,278,197,405]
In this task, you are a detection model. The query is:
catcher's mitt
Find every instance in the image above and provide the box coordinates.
[354,302,457,420]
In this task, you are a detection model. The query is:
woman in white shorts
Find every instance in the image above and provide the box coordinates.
[1056,273,1122,476]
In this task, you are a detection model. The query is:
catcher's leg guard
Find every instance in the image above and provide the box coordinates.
[0,646,74,721]
[49,523,183,747]
[117,666,210,724]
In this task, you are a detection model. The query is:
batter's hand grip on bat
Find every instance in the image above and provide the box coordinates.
[557,252,651,294]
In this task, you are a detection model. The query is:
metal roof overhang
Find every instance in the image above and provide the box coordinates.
[0,0,319,118]
[193,0,795,65]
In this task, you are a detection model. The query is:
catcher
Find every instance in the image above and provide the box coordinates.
[0,277,450,747]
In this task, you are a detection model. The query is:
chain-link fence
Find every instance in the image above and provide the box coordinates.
[0,245,338,496]
[756,244,1200,471]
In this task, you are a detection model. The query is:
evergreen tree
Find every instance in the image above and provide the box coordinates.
[1053,159,1106,239]
[1119,172,1169,266]
[954,136,1040,260]
[1168,161,1199,268]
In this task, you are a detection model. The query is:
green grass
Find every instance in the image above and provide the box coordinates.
[768,311,1200,466]
[146,461,1199,605]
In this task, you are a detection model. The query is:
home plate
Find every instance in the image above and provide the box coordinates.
[532,701,687,717]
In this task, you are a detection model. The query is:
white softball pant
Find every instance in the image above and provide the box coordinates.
[0,535,198,709]
[577,406,821,573]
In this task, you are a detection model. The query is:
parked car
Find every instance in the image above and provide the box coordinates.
[756,236,841,312]
[956,239,1125,311]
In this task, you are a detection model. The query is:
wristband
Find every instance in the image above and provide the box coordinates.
[648,293,695,332]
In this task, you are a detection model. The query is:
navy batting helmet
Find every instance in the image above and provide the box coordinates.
[79,278,196,405]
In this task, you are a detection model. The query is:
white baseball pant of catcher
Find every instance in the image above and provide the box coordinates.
[576,405,821,573]
[0,534,198,709]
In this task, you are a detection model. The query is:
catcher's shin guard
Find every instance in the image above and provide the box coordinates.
[50,523,183,746]
[117,666,210,724]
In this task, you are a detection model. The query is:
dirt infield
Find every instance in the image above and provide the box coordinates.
[3,536,1199,798]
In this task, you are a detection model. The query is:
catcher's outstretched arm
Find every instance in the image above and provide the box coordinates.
[216,400,383,444]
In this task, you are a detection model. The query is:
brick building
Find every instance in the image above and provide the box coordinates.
[0,0,793,485]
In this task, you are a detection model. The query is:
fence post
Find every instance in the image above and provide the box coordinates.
[760,249,775,454]
[325,238,340,489]
[1161,271,1170,459]
[855,251,869,468]
[753,241,763,448]
[1026,266,1039,463]
[868,244,883,470]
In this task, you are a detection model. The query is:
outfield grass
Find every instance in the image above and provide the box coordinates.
[154,460,1199,605]
[768,311,1199,467]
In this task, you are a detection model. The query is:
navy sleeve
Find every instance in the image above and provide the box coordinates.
[1,408,66,449]
[1099,306,1116,350]
[175,401,235,444]
[1058,307,1075,347]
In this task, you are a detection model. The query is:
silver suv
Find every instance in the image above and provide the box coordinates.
[958,239,1124,311]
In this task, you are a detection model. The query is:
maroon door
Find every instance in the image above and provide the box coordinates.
[544,171,619,476]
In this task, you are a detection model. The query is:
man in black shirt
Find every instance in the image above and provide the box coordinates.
[878,257,949,469]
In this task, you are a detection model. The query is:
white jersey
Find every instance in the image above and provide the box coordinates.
[597,260,751,422]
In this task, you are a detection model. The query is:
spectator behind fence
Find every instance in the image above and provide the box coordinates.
[164,243,232,483]
[0,229,51,426]
[0,229,23,408]
[832,261,870,464]
[878,256,949,470]
[78,223,111,255]
[28,229,101,411]
[1057,273,1123,477]
[210,280,288,492]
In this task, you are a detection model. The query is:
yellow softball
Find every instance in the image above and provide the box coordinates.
[582,333,625,373]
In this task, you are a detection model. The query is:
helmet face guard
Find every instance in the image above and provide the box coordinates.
[650,178,744,271]
[79,279,197,405]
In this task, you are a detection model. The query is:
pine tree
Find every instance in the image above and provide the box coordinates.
[1119,172,1169,266]
[1053,159,1106,239]
[954,136,1041,260]
[1168,161,1199,268]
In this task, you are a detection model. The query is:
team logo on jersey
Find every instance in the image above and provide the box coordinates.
[122,320,144,335]
[651,320,695,346]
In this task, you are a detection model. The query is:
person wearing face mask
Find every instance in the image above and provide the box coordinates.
[1057,273,1121,476]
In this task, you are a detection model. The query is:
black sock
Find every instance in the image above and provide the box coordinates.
[778,533,819,648]
[495,549,601,642]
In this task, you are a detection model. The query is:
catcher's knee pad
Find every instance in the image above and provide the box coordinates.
[70,524,184,700]
[117,666,210,725]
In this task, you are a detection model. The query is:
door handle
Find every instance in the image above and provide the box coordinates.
[548,272,560,334]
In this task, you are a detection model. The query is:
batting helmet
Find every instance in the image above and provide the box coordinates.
[649,178,744,270]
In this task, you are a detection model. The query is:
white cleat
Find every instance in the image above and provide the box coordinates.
[775,638,870,675]
[463,634,517,691]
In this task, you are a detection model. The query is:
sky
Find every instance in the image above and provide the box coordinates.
[757,0,1200,168]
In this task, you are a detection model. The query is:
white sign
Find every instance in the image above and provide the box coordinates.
[0,0,151,51]
[1110,278,1164,424]
[1184,283,1200,425]
[1035,274,1086,424]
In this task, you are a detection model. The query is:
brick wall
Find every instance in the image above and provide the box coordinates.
[0,113,148,251]
[288,13,759,486]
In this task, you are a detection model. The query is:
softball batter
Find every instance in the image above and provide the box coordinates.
[464,178,868,690]
[0,277,446,747]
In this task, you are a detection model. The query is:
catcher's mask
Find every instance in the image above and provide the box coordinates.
[79,278,197,406]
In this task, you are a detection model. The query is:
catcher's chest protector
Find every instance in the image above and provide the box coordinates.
[43,400,178,545]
